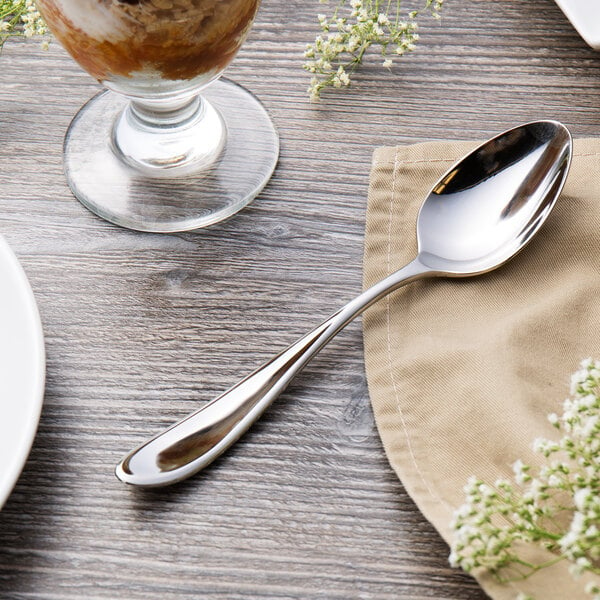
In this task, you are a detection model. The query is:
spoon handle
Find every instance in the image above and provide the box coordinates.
[116,258,432,487]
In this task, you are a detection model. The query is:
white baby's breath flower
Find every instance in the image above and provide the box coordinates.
[547,474,562,487]
[586,582,600,595]
[449,359,600,596]
[513,459,531,485]
[304,0,442,99]
[356,8,368,22]
[448,550,460,568]
[1,0,49,50]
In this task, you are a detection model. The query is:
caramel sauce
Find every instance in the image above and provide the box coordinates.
[36,0,259,82]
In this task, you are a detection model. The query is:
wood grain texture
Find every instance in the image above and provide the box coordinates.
[0,0,598,598]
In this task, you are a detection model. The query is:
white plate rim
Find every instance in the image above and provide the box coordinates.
[555,0,600,49]
[0,235,45,509]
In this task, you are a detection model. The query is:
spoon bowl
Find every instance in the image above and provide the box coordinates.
[116,120,572,487]
[417,120,572,274]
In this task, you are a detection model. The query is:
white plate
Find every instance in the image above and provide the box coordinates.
[0,235,45,509]
[555,0,600,49]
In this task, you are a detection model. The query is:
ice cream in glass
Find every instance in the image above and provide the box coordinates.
[36,0,279,232]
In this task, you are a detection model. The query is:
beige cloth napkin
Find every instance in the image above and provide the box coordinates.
[362,138,600,599]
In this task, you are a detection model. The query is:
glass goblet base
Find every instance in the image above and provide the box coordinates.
[63,78,279,232]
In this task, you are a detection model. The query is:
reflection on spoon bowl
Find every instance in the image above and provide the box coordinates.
[419,120,572,273]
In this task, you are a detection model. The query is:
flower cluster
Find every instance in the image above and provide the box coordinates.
[303,0,442,100]
[450,359,600,598]
[1,0,48,52]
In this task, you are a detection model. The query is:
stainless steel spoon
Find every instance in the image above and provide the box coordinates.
[116,120,572,487]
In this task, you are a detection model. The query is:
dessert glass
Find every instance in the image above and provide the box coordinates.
[36,0,279,232]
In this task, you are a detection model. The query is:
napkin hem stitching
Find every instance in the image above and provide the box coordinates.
[378,158,455,167]
[385,148,448,509]
[376,151,599,168]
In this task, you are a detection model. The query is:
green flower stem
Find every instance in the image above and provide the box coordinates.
[496,556,566,584]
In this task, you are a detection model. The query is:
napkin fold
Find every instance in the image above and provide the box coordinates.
[362,138,600,599]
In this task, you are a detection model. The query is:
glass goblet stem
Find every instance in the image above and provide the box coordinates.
[112,92,226,178]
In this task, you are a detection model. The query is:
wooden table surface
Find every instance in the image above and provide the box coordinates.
[0,1,598,598]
